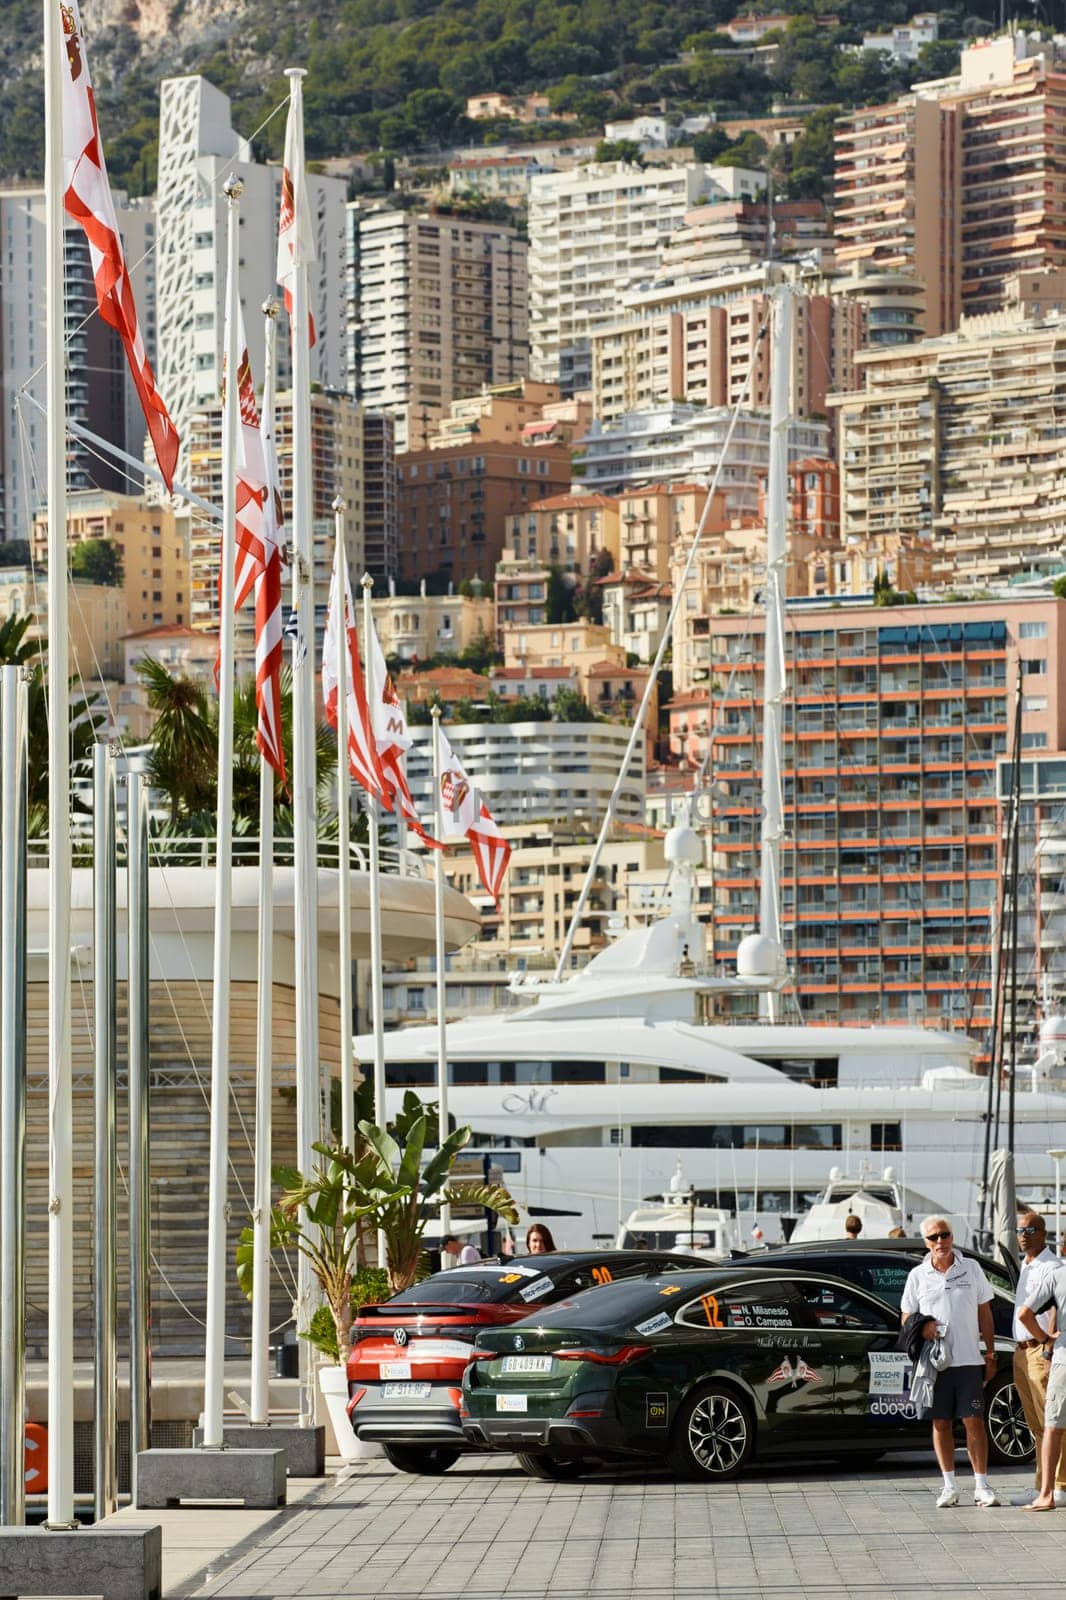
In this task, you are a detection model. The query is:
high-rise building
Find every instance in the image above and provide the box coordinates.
[0,188,155,543]
[528,161,763,392]
[677,596,1066,1041]
[831,271,1066,583]
[395,438,570,584]
[349,206,528,453]
[156,76,347,487]
[361,410,397,583]
[836,32,1066,335]
[30,490,192,635]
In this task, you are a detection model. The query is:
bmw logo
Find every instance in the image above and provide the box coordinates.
[393,1328,408,1347]
[513,1335,524,1351]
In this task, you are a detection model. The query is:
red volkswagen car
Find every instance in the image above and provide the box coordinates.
[347,1250,703,1473]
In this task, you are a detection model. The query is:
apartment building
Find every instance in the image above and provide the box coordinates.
[30,490,191,635]
[395,439,570,584]
[186,388,371,648]
[495,560,552,630]
[601,572,672,663]
[1000,750,1066,1022]
[372,588,494,663]
[0,568,126,679]
[835,32,1066,335]
[118,622,219,737]
[425,380,562,451]
[0,189,155,542]
[617,482,719,582]
[505,493,620,572]
[502,619,625,694]
[678,597,1066,1038]
[528,161,762,392]
[156,76,347,485]
[402,718,645,828]
[361,411,398,582]
[591,288,843,423]
[831,276,1066,582]
[577,404,831,514]
[350,207,528,452]
[655,200,834,282]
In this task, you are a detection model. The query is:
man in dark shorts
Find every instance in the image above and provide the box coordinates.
[900,1215,999,1508]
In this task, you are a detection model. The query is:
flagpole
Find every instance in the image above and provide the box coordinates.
[44,0,75,1530]
[430,707,450,1233]
[249,297,280,1429]
[202,173,243,1452]
[285,66,322,1427]
[361,573,388,1267]
[334,499,355,1152]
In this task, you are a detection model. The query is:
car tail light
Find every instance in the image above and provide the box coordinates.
[556,1345,649,1366]
[469,1349,497,1361]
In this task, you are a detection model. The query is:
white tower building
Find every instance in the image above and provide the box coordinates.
[156,76,347,487]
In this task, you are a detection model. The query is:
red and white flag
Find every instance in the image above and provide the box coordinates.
[60,0,179,490]
[322,553,390,808]
[365,617,441,848]
[436,726,511,904]
[276,86,316,348]
[220,299,286,782]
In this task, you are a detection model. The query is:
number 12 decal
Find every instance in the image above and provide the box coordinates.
[701,1293,724,1328]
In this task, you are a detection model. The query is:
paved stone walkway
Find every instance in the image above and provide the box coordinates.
[172,1454,1066,1600]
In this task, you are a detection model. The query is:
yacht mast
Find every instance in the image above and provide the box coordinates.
[757,284,792,1022]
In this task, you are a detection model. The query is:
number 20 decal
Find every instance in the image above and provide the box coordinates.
[700,1293,724,1328]
[591,1265,613,1286]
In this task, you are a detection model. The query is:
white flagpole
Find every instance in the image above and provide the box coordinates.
[249,298,280,1429]
[44,0,75,1529]
[285,66,322,1427]
[203,173,243,1451]
[334,500,355,1152]
[360,573,388,1267]
[430,708,450,1233]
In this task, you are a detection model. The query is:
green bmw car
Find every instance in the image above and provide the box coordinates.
[461,1266,1031,1482]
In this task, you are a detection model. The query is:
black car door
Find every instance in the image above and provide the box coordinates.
[791,1278,917,1442]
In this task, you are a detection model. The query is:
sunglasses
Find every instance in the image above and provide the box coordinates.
[1017,1225,1043,1236]
[924,1230,952,1242]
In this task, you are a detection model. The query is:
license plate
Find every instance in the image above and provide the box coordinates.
[497,1394,527,1412]
[383,1382,432,1399]
[501,1355,553,1374]
[380,1361,411,1380]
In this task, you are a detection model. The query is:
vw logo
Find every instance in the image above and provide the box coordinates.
[393,1328,408,1347]
[513,1335,524,1351]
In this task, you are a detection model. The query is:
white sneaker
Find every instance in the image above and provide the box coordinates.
[1011,1491,1038,1506]
[1054,1490,1066,1507]
[936,1486,959,1508]
[974,1486,1000,1508]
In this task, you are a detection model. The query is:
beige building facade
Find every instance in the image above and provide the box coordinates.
[31,490,191,636]
[0,567,126,679]
[501,620,625,695]
[505,493,620,573]
[372,590,495,664]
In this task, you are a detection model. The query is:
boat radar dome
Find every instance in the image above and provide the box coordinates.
[736,931,785,982]
[1040,1011,1066,1045]
[664,819,702,867]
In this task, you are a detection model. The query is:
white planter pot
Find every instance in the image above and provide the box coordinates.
[318,1362,384,1461]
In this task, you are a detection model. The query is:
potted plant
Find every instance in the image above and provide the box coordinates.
[236,1091,517,1462]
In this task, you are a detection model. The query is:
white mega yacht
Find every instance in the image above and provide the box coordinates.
[358,807,1066,1249]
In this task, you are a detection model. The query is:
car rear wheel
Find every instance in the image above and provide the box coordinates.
[985,1372,1035,1467]
[669,1384,754,1482]
[516,1451,589,1481]
[382,1444,461,1475]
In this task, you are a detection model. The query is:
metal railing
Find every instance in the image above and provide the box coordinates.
[29,836,427,879]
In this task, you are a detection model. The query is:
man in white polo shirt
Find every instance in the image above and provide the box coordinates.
[1012,1211,1064,1505]
[900,1215,999,1508]
[1019,1253,1066,1512]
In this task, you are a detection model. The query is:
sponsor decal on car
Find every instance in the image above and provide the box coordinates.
[646,1392,669,1428]
[519,1275,555,1303]
[767,1355,823,1388]
[635,1311,674,1337]
[867,1352,917,1419]
[497,1394,528,1412]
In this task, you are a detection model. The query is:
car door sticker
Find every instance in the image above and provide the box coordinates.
[519,1274,555,1302]
[867,1352,917,1419]
[646,1392,669,1427]
[635,1311,673,1336]
[729,1302,793,1329]
[768,1356,822,1387]
[659,1284,682,1296]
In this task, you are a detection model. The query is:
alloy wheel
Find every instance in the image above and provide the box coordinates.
[686,1391,749,1475]
[987,1379,1035,1464]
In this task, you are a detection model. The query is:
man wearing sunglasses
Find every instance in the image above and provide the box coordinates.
[1012,1212,1065,1507]
[901,1216,999,1508]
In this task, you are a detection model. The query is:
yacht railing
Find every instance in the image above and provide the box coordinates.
[28,836,426,879]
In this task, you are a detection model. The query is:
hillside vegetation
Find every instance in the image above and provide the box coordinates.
[0,0,998,192]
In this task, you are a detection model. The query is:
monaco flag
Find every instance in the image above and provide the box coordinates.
[220,298,286,783]
[60,0,179,490]
[366,616,441,848]
[322,554,390,809]
[436,727,512,905]
[276,87,316,347]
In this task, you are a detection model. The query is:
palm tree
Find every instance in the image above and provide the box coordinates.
[135,656,215,824]
[1,613,104,828]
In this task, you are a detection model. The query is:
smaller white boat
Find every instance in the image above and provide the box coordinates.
[788,1165,969,1245]
[614,1162,741,1259]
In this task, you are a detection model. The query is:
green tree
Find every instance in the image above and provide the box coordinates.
[69,538,124,587]
[545,565,576,624]
[552,686,598,722]
[136,657,215,824]
[595,138,644,165]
